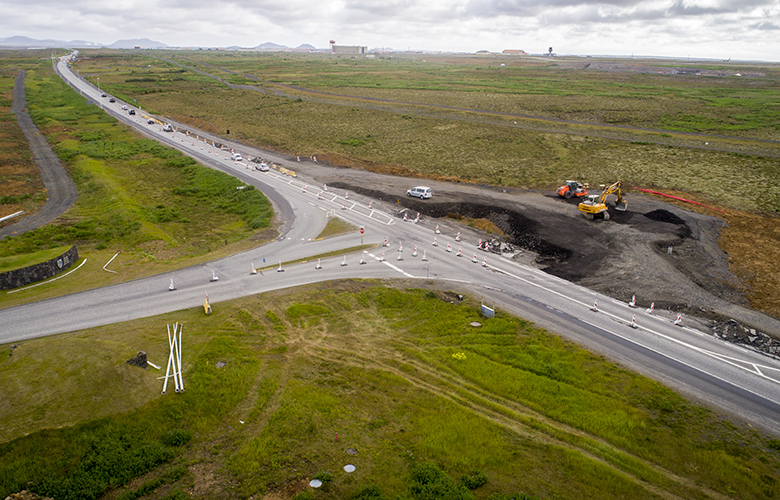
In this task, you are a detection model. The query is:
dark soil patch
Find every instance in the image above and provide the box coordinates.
[645,209,687,225]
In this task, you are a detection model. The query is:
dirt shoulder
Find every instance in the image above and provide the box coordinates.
[0,70,77,240]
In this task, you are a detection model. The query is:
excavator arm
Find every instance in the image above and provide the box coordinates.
[578,181,627,219]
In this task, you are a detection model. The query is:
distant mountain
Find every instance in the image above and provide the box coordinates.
[295,43,317,50]
[254,42,288,50]
[108,38,168,49]
[0,35,101,48]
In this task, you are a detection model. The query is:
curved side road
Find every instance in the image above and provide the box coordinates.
[0,70,78,240]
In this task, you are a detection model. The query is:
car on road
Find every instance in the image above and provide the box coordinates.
[407,186,432,199]
[162,124,173,132]
[101,93,107,97]
[257,162,269,172]
[147,118,155,124]
[109,97,116,103]
[231,153,243,162]
[128,109,135,115]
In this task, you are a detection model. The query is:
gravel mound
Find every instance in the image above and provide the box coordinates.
[645,209,686,225]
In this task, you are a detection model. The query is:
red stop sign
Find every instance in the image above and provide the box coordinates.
[360,227,364,234]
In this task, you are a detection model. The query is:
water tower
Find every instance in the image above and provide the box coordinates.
[330,40,336,52]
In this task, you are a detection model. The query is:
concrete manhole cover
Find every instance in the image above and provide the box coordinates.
[344,464,356,473]
[470,321,482,327]
[310,479,322,488]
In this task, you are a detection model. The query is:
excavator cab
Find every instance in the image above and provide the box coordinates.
[578,181,628,220]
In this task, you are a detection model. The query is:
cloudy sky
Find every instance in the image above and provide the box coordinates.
[2,0,780,61]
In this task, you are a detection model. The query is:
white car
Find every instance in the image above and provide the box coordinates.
[231,153,243,162]
[407,186,432,199]
[257,162,269,172]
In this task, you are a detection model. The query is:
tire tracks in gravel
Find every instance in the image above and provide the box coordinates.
[0,70,77,240]
[298,338,731,500]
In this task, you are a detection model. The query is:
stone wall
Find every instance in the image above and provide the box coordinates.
[0,245,78,290]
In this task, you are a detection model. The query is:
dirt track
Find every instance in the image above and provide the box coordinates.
[0,70,77,240]
[289,160,780,338]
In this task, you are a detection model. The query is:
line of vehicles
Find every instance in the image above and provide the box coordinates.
[557,180,627,220]
[100,93,174,132]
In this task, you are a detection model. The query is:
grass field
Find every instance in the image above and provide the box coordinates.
[0,53,274,308]
[1,282,778,500]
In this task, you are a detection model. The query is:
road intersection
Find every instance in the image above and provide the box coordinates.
[2,54,779,434]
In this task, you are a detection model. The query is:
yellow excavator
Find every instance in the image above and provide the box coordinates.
[578,181,628,220]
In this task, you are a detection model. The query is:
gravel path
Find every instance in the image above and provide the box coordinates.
[0,70,77,240]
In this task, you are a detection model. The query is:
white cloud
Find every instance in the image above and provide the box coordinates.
[1,0,779,60]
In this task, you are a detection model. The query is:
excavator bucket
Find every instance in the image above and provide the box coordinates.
[615,200,628,212]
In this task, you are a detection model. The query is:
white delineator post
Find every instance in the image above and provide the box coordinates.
[591,300,598,312]
[629,295,636,308]
[674,313,682,326]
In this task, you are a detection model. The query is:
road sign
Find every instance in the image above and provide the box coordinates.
[360,227,364,234]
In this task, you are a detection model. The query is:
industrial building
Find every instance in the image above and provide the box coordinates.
[332,45,367,54]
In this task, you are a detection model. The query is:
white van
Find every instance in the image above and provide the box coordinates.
[407,186,432,199]
[231,153,243,162]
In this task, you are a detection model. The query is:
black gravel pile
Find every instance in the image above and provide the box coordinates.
[713,320,780,357]
[645,209,686,225]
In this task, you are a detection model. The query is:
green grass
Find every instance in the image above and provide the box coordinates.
[314,216,356,240]
[0,245,71,273]
[73,50,780,213]
[0,55,274,307]
[1,282,778,499]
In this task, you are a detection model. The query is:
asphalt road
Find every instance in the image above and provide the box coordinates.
[0,70,78,240]
[2,54,779,435]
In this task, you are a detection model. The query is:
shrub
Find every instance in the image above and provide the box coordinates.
[161,428,191,447]
[460,470,488,490]
[409,462,475,500]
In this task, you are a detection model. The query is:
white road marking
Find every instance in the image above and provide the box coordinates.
[486,260,780,386]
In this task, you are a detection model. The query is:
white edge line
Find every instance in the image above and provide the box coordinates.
[580,318,780,406]
[487,261,780,385]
